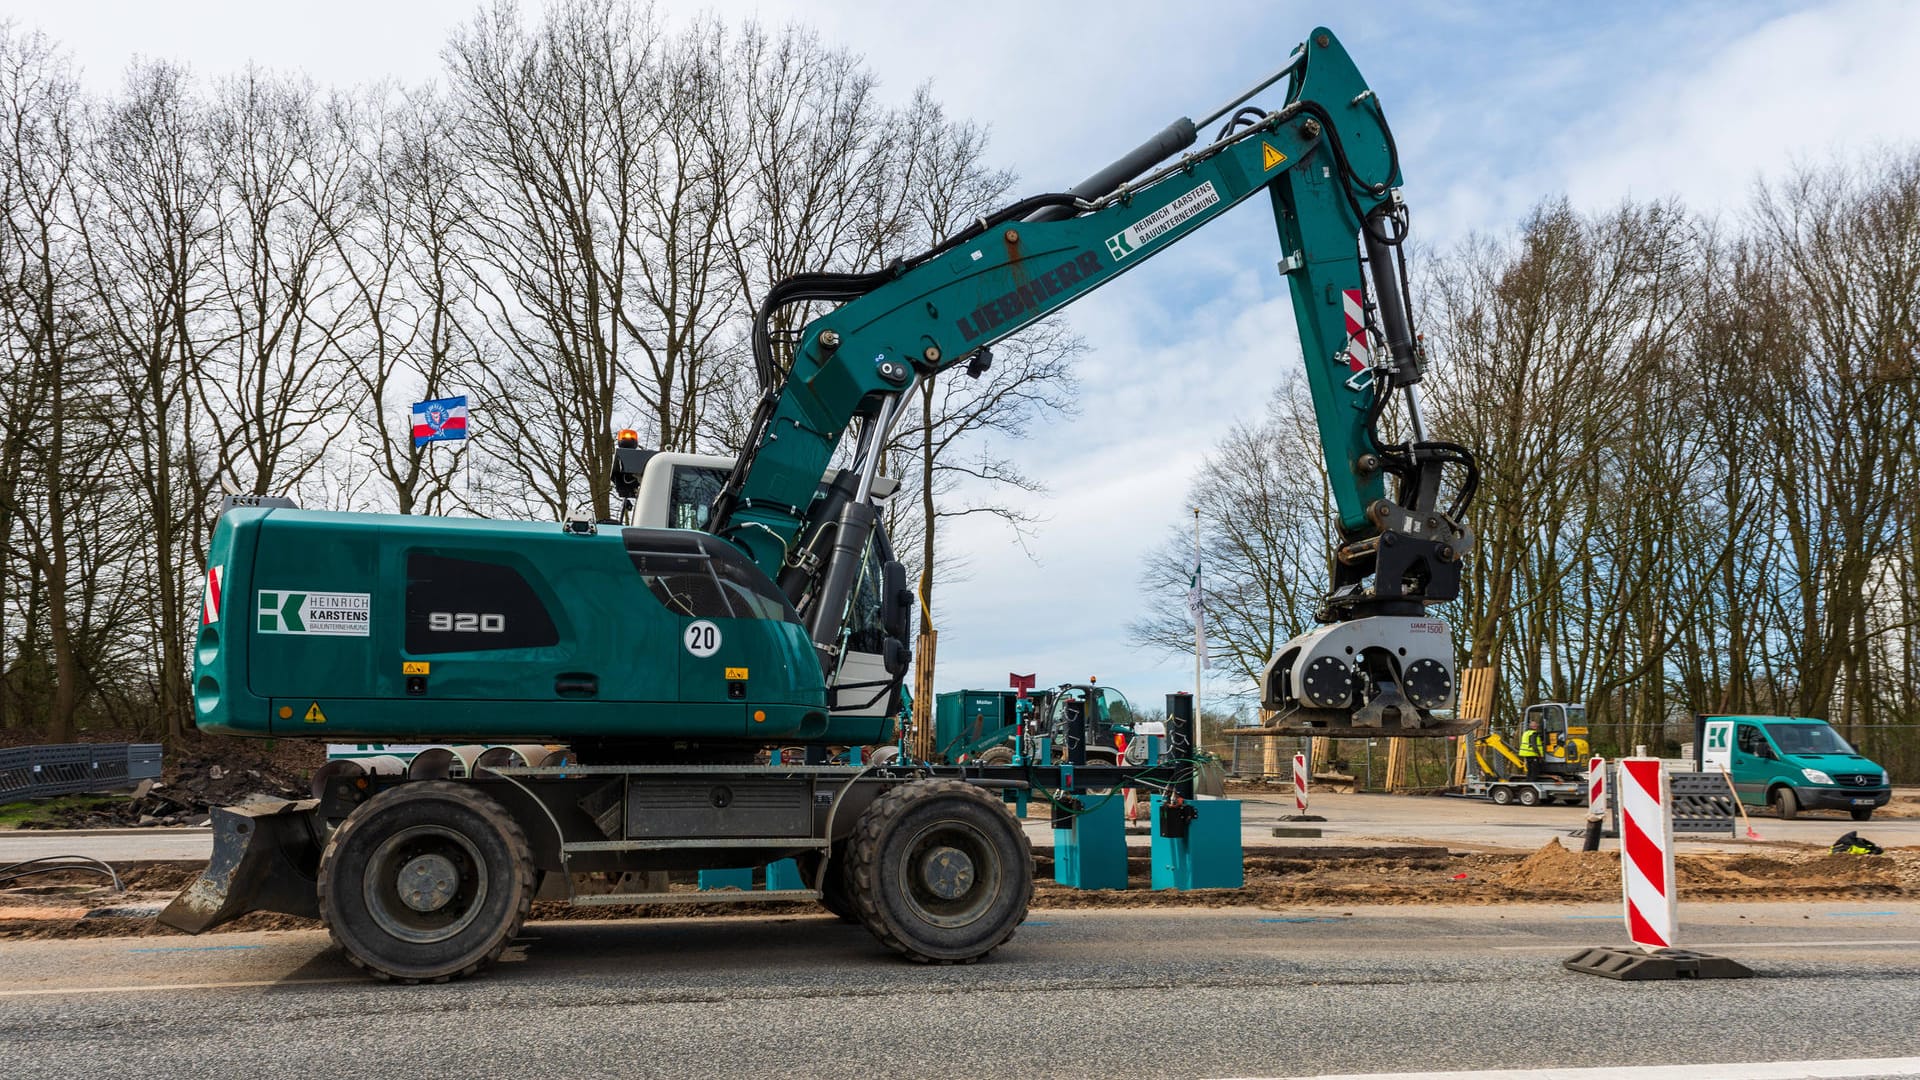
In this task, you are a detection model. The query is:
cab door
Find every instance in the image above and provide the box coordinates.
[1732,722,1776,804]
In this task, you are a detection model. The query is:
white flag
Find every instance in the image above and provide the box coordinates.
[1187,557,1209,670]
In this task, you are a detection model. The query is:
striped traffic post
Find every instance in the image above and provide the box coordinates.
[1619,757,1676,951]
[1580,755,1608,851]
[1292,752,1308,813]
[1564,755,1752,980]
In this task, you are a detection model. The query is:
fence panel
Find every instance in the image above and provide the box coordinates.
[0,744,166,803]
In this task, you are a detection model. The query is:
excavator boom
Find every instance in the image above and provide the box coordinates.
[715,27,1475,738]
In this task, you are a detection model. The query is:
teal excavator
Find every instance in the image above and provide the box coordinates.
[164,27,1477,981]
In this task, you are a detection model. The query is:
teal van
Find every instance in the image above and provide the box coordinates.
[1697,715,1891,821]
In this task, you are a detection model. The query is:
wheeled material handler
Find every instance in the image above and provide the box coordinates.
[164,26,1479,982]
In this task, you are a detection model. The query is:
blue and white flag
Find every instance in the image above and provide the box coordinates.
[411,395,469,446]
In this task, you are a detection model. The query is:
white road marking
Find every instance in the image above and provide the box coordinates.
[1220,1055,1920,1079]
[0,977,361,998]
[1495,938,1920,951]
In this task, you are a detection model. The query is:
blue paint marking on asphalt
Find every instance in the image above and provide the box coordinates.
[1563,915,1621,920]
[1022,921,1053,927]
[1257,917,1341,924]
[1823,911,1897,917]
[128,945,265,953]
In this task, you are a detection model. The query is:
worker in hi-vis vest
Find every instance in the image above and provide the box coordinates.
[1519,717,1545,780]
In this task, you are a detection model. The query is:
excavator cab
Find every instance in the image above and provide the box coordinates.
[635,451,910,720]
[1523,702,1591,762]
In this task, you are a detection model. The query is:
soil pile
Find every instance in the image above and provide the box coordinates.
[1498,838,1620,893]
[4,842,1915,940]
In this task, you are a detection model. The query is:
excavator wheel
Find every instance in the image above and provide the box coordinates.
[845,778,1032,964]
[317,781,534,984]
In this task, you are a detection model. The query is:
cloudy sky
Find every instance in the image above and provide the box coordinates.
[18,0,1920,710]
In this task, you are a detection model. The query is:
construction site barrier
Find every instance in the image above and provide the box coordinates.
[1618,757,1677,950]
[0,743,164,802]
[1606,766,1737,838]
[1292,752,1308,812]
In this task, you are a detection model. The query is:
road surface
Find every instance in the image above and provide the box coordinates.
[3,902,1917,1079]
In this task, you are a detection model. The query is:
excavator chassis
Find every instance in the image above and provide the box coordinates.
[158,761,1190,981]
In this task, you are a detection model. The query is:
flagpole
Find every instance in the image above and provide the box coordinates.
[1193,506,1202,754]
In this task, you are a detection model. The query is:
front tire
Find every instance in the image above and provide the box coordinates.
[976,745,1015,767]
[1772,787,1799,820]
[1850,807,1874,822]
[318,781,534,983]
[846,778,1031,964]
[1490,786,1514,806]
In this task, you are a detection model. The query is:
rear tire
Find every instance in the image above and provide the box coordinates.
[1850,807,1873,822]
[1772,787,1799,820]
[1517,786,1541,807]
[846,778,1031,964]
[1490,786,1514,806]
[318,781,534,984]
[976,746,1015,767]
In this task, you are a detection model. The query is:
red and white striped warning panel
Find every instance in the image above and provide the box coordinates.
[201,566,223,626]
[1293,751,1309,813]
[1587,755,1607,815]
[1619,756,1677,952]
[1341,289,1370,372]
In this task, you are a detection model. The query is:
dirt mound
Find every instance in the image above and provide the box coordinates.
[1498,838,1619,892]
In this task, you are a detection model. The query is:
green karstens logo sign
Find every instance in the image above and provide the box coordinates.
[1707,725,1731,751]
[257,590,371,637]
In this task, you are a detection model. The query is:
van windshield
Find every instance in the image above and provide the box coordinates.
[1765,723,1854,756]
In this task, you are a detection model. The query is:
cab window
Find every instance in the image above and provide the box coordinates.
[666,466,727,531]
[1736,723,1772,758]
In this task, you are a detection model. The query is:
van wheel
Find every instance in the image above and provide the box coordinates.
[1517,786,1541,807]
[1771,787,1799,820]
[1490,786,1513,806]
[1850,808,1873,822]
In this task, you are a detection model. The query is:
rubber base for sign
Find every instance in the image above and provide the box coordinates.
[1563,946,1754,981]
[1270,826,1324,838]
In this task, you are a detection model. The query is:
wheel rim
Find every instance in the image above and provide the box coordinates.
[364,824,489,944]
[895,819,1000,929]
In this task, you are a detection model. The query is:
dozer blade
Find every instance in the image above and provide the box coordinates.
[158,799,325,933]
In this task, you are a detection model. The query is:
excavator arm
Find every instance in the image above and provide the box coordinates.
[711,27,1476,738]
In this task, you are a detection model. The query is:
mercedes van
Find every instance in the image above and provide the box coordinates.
[1697,715,1891,821]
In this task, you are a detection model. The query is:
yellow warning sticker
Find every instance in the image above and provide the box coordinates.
[1262,142,1287,171]
[303,702,327,724]
[403,661,430,675]
[725,667,749,681]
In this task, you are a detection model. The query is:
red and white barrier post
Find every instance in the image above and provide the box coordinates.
[1618,756,1676,952]
[1565,756,1752,979]
[1292,752,1308,814]
[1587,756,1607,816]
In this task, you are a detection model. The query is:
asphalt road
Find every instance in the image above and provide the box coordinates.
[3,902,1918,1079]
